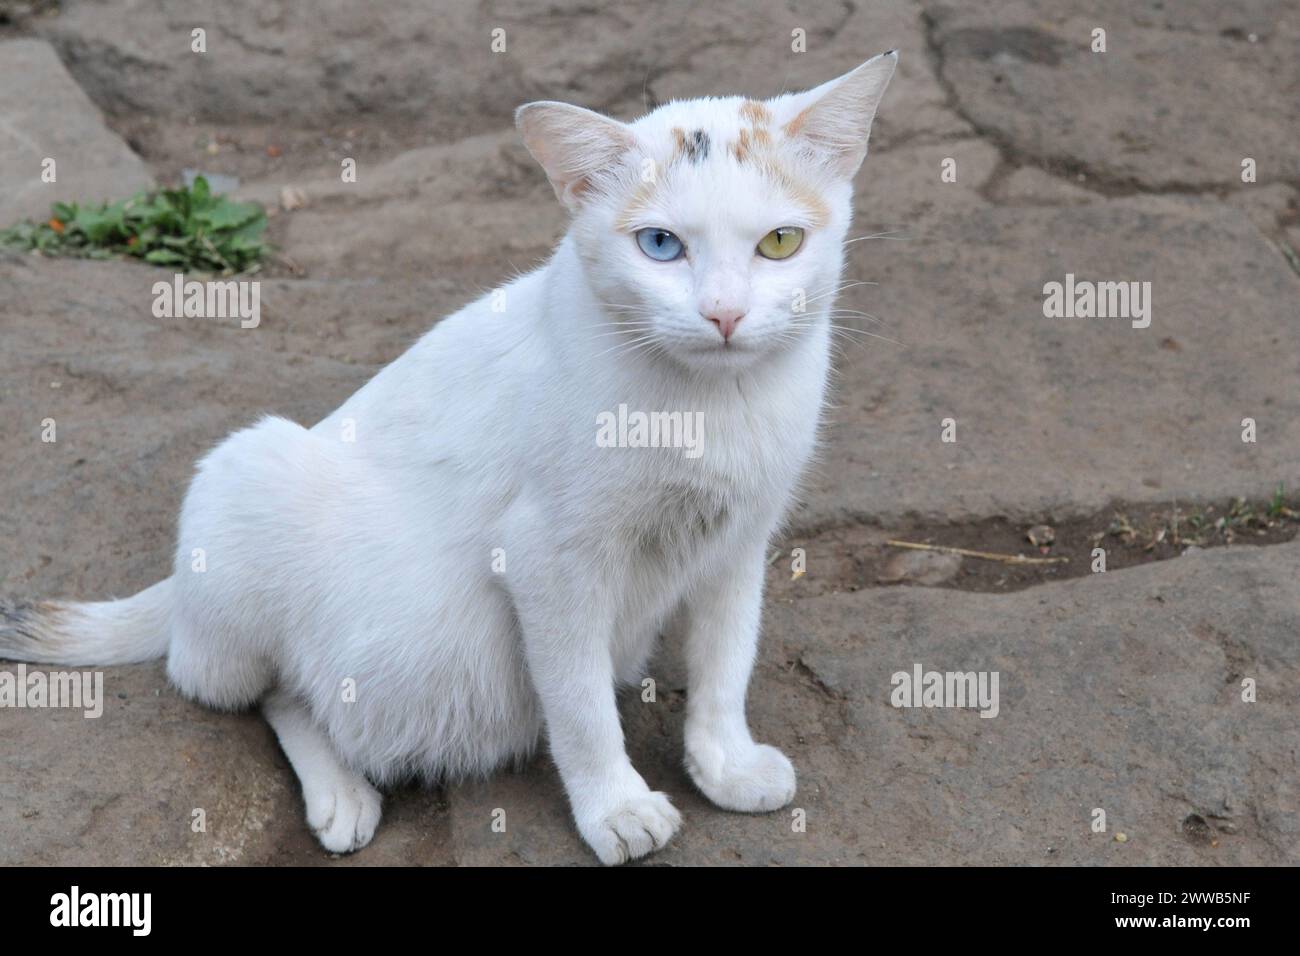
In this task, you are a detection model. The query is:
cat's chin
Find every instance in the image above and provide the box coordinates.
[666,339,782,373]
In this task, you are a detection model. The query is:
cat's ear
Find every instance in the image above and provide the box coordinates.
[516,101,637,210]
[779,50,898,179]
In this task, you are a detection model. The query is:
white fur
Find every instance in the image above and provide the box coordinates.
[0,53,896,863]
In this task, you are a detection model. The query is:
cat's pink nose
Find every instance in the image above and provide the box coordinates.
[704,309,745,342]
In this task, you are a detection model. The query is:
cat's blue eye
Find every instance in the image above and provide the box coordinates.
[635,228,684,262]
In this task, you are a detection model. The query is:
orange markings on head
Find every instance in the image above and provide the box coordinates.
[615,176,659,232]
[725,99,828,226]
[646,103,828,231]
[671,127,687,158]
[731,127,752,164]
[731,100,775,165]
[785,179,830,228]
[755,155,830,228]
[782,106,810,139]
[739,100,772,126]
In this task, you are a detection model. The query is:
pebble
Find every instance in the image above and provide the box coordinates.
[877,549,963,586]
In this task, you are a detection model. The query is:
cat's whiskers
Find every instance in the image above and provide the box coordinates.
[785,305,888,330]
[824,308,887,327]
[623,337,669,359]
[606,339,670,365]
[785,310,903,348]
[805,277,868,295]
[803,280,877,304]
[591,331,667,361]
[587,323,655,335]
[842,230,909,246]
[587,305,671,359]
[598,301,656,313]
[586,324,658,342]
[825,324,902,348]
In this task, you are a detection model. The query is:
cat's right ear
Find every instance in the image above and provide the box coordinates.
[779,50,898,179]
[516,102,637,211]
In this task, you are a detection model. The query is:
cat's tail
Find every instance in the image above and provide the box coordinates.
[0,577,173,666]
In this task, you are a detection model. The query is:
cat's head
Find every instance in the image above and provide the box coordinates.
[517,52,896,370]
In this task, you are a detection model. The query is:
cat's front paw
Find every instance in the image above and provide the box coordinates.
[686,738,797,813]
[305,775,383,854]
[577,790,682,865]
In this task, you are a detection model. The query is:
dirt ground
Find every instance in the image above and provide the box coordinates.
[1,0,1298,865]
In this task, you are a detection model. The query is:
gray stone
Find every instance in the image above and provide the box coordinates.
[34,0,965,145]
[877,549,964,585]
[760,541,1300,864]
[0,39,153,224]
[920,1,1300,189]
[182,168,239,194]
[800,195,1300,528]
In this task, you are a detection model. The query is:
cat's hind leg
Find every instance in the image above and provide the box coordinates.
[262,688,382,854]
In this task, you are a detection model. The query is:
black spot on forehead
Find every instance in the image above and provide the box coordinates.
[684,129,709,163]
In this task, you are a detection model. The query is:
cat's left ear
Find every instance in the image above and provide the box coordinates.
[516,101,637,211]
[779,50,898,179]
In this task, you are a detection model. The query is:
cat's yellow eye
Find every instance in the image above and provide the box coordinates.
[757,227,804,260]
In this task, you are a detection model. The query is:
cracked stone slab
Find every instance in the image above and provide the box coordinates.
[235,130,568,284]
[0,659,456,865]
[33,0,951,141]
[767,539,1300,864]
[0,658,299,866]
[990,166,1098,205]
[0,38,154,225]
[920,1,1300,189]
[798,192,1300,528]
[439,538,1300,865]
[6,538,1294,865]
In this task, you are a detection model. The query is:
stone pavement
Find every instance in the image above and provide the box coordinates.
[1,0,1296,864]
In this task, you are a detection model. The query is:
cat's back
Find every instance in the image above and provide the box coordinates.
[316,268,553,464]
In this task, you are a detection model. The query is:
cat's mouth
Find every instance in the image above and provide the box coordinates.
[672,334,771,369]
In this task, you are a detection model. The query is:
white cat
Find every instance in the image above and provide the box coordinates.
[0,52,896,864]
